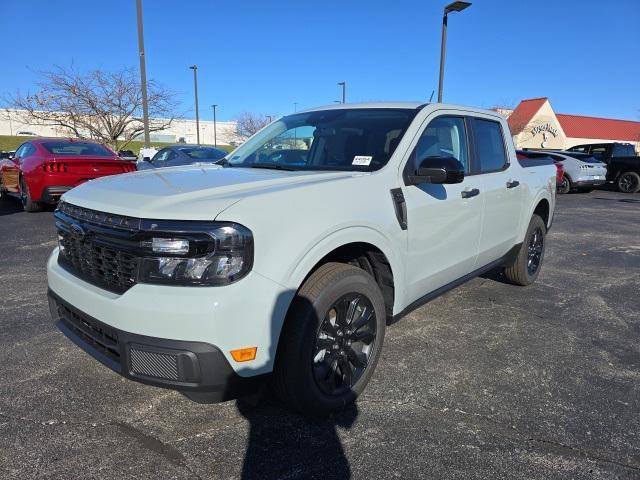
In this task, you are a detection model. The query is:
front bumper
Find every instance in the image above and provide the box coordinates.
[48,290,267,402]
[47,247,295,400]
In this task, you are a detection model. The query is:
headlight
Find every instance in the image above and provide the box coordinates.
[138,221,253,286]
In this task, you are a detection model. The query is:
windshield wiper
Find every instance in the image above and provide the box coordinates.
[215,157,231,167]
[248,163,296,171]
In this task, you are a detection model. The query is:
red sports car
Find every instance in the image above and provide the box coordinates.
[0,138,136,212]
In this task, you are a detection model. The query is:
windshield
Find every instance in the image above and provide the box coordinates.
[180,147,226,160]
[43,141,114,157]
[226,108,418,171]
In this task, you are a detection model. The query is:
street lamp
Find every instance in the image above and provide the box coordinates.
[437,1,471,103]
[293,102,298,112]
[135,0,150,148]
[189,65,200,144]
[211,104,218,147]
[337,82,346,104]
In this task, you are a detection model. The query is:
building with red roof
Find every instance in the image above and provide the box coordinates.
[501,98,640,153]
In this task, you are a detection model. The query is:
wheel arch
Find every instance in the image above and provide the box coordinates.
[518,193,553,243]
[286,227,405,319]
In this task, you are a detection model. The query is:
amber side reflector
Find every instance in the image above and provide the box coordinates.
[230,347,257,362]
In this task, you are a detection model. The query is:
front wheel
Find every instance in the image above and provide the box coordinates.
[273,262,386,416]
[19,176,41,212]
[503,214,547,286]
[617,171,640,193]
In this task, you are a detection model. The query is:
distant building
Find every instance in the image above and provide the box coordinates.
[0,109,238,146]
[499,98,640,154]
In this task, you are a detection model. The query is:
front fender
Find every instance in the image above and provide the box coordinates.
[285,226,407,315]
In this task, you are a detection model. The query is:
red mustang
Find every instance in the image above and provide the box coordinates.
[0,138,136,212]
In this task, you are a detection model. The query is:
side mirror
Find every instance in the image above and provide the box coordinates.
[143,156,152,162]
[406,156,465,185]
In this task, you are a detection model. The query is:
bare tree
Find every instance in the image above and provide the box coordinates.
[6,66,178,150]
[234,112,271,141]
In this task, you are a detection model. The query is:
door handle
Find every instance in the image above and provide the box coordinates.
[506,180,520,189]
[461,188,480,198]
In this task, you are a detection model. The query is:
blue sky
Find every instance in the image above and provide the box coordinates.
[1,0,639,122]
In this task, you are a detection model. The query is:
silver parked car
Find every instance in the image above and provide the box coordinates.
[547,151,607,194]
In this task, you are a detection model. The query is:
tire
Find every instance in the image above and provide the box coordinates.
[503,214,546,286]
[19,176,41,212]
[273,262,386,416]
[617,171,640,193]
[0,174,6,201]
[557,175,571,194]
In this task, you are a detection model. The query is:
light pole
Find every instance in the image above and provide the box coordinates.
[437,1,471,103]
[135,0,150,148]
[337,82,346,104]
[189,65,200,144]
[211,104,218,147]
[293,102,298,112]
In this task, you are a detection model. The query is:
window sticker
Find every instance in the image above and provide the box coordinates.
[352,155,372,166]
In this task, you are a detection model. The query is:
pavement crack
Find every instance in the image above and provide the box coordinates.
[113,421,202,479]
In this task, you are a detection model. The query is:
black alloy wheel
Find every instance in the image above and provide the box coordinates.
[19,176,41,212]
[558,176,570,194]
[618,172,640,193]
[527,227,544,275]
[312,293,377,396]
[19,177,28,207]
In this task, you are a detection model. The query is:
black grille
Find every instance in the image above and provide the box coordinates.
[55,300,121,364]
[130,348,179,381]
[58,235,138,293]
[56,202,142,294]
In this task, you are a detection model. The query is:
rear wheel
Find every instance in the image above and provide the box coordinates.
[558,175,571,194]
[19,176,41,212]
[503,214,546,286]
[0,174,6,200]
[273,263,386,416]
[617,171,640,193]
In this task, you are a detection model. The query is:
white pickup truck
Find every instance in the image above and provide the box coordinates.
[47,102,556,415]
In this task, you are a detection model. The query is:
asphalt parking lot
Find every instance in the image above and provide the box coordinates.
[1,189,639,480]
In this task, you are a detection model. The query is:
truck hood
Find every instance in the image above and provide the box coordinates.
[61,164,357,220]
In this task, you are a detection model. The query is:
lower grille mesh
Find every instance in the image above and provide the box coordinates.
[130,348,179,381]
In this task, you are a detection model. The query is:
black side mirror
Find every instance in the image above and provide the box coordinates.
[406,156,465,185]
[143,157,152,162]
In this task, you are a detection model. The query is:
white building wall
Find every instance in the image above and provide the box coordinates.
[0,109,238,146]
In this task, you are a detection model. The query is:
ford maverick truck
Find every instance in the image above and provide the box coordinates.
[47,102,556,415]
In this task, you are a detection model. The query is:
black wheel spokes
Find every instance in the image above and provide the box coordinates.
[527,228,544,275]
[313,293,377,396]
[620,175,636,192]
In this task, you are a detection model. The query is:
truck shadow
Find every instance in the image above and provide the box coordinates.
[236,397,357,480]
[229,292,359,480]
[0,197,24,216]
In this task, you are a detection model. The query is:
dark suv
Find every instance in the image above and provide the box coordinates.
[566,142,640,193]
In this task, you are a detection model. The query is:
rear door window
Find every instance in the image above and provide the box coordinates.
[612,144,635,157]
[472,118,508,174]
[590,147,607,160]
